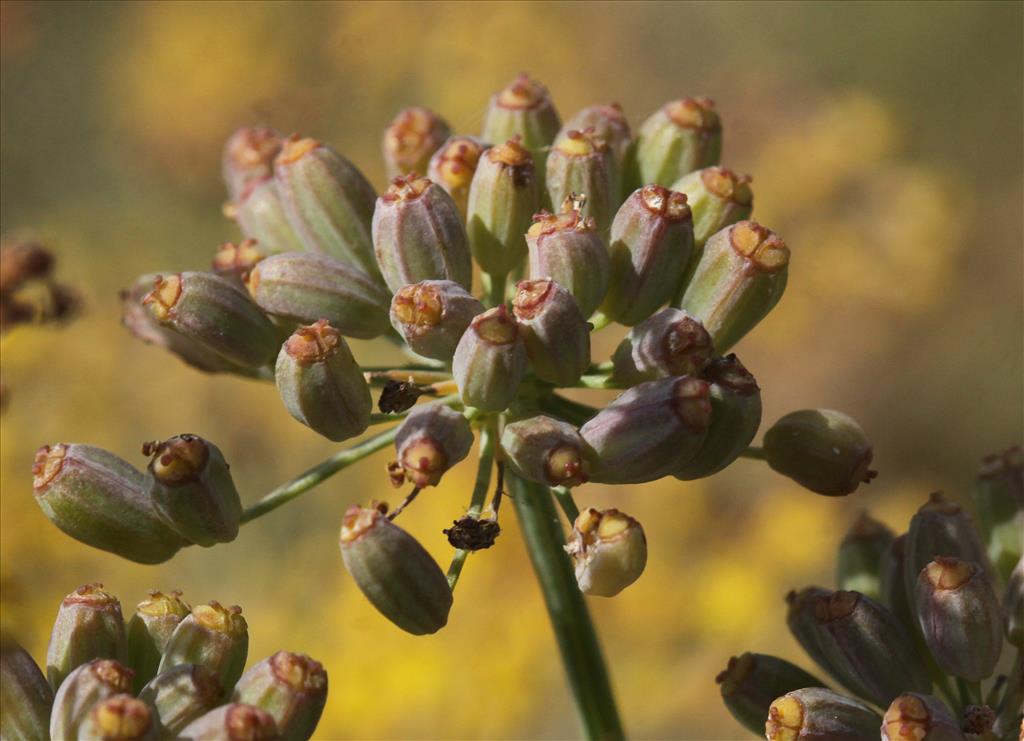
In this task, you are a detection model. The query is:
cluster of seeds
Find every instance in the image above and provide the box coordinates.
[718,446,1023,741]
[1,584,327,740]
[35,74,877,637]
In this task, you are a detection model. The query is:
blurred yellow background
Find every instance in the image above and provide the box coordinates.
[1,1,1021,738]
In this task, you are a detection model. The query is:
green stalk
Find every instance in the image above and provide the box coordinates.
[552,486,581,522]
[241,394,463,523]
[538,393,600,426]
[483,271,508,309]
[240,426,399,524]
[509,471,624,740]
[446,421,497,590]
[575,374,619,390]
[740,445,767,461]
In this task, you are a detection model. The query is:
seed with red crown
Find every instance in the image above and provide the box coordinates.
[179,703,279,741]
[143,271,281,369]
[126,589,191,693]
[526,198,610,318]
[903,491,994,601]
[372,173,472,293]
[612,307,712,386]
[121,273,262,378]
[33,443,187,564]
[635,97,722,187]
[390,280,484,362]
[46,583,126,692]
[580,376,712,484]
[672,166,753,248]
[275,319,372,442]
[562,103,633,196]
[678,220,789,353]
[501,415,595,488]
[466,137,539,278]
[382,106,451,179]
[452,305,527,411]
[598,184,694,326]
[144,434,242,547]
[916,556,1003,681]
[232,650,328,739]
[716,653,826,737]
[158,602,249,693]
[274,135,381,279]
[808,589,931,707]
[765,687,881,741]
[339,505,453,635]
[676,353,762,480]
[546,128,616,231]
[50,659,135,739]
[393,403,473,488]
[512,278,590,386]
[222,127,283,201]
[428,135,487,218]
[481,74,561,172]
[881,692,964,741]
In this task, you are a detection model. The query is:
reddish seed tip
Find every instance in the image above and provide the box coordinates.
[91,660,135,691]
[813,590,859,621]
[923,557,977,590]
[63,583,119,609]
[496,73,549,110]
[392,284,444,328]
[225,704,278,741]
[32,443,66,491]
[226,127,282,170]
[729,221,789,272]
[383,173,432,202]
[270,650,327,692]
[143,274,183,321]
[701,167,754,205]
[284,319,343,364]
[665,97,720,130]
[487,136,533,168]
[277,135,319,166]
[639,184,691,221]
[511,278,554,320]
[472,305,519,345]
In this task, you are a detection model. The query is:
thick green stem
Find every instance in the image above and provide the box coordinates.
[995,648,1024,738]
[446,421,497,590]
[740,445,767,461]
[509,471,624,740]
[552,486,581,523]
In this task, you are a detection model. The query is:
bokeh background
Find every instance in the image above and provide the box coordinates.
[2,1,1022,738]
